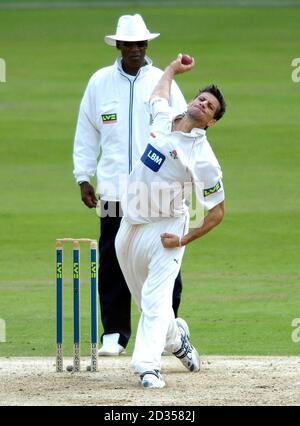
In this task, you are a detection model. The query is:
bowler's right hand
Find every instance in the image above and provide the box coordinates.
[169,54,195,76]
[80,182,97,208]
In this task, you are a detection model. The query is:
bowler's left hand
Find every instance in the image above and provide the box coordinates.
[160,233,181,249]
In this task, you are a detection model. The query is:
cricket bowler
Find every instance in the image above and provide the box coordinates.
[115,54,226,388]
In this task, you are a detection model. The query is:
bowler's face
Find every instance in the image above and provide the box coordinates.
[118,41,148,72]
[188,92,220,128]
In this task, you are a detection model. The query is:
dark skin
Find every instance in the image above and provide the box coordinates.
[80,181,97,208]
[80,40,149,208]
[117,40,148,75]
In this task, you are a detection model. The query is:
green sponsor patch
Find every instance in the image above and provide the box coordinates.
[102,113,117,123]
[204,181,221,197]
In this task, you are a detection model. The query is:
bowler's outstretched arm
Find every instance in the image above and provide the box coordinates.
[150,54,195,102]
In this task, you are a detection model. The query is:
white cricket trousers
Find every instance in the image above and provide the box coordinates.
[115,214,189,374]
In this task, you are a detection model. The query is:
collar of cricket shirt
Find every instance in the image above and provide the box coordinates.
[116,56,153,78]
[172,114,206,138]
[172,117,207,138]
[190,128,206,137]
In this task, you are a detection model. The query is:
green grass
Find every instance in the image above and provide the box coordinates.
[1,0,300,6]
[0,7,300,357]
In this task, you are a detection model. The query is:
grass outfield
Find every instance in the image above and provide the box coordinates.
[0,7,300,357]
[1,0,300,7]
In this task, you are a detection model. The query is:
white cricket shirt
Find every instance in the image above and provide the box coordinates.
[122,97,225,224]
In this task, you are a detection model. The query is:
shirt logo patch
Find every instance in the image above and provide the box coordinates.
[204,181,221,197]
[169,149,178,160]
[101,113,117,124]
[141,144,166,172]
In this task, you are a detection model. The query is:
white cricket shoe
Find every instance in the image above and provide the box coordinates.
[140,370,166,389]
[173,318,201,372]
[176,317,190,339]
[98,333,125,356]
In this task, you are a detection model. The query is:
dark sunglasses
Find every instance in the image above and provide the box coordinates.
[122,41,148,48]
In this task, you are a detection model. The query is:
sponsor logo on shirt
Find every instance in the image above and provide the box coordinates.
[204,181,221,197]
[141,144,166,172]
[101,113,117,124]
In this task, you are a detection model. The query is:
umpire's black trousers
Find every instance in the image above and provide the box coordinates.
[98,201,183,349]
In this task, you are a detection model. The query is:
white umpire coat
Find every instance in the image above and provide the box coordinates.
[73,56,187,202]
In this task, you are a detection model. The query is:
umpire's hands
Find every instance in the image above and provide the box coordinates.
[80,181,97,208]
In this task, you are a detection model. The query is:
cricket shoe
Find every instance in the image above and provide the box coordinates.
[140,370,166,389]
[161,317,189,356]
[173,318,201,372]
[98,333,125,356]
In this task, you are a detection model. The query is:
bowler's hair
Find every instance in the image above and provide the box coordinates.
[195,85,226,121]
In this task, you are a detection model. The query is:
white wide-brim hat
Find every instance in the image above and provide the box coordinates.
[105,14,160,46]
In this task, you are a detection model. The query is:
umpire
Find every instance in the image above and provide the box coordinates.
[73,14,186,355]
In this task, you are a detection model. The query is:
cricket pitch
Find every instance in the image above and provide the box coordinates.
[0,356,299,406]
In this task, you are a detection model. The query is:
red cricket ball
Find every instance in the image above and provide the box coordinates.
[181,54,193,65]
